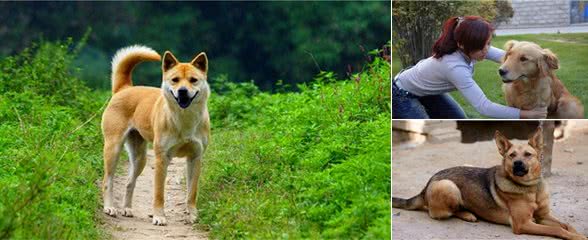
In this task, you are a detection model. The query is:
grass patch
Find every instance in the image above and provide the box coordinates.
[0,41,108,239]
[392,33,588,118]
[200,56,391,239]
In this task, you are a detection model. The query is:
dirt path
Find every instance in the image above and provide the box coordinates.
[393,130,588,239]
[101,150,208,240]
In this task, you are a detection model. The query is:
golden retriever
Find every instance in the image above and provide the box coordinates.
[498,40,583,119]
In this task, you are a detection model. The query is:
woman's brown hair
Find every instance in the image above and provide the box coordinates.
[432,16,494,59]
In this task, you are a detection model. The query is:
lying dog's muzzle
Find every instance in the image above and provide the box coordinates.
[513,160,528,176]
[171,88,198,109]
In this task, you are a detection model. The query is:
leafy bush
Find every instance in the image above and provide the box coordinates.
[202,55,391,238]
[0,41,107,239]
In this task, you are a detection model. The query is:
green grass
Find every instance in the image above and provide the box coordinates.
[0,41,108,239]
[200,56,391,239]
[392,33,588,118]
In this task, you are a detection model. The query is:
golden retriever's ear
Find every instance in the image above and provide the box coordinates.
[504,40,518,52]
[528,127,544,153]
[542,49,559,70]
[495,130,512,156]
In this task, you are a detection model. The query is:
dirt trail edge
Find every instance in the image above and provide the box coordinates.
[101,150,208,240]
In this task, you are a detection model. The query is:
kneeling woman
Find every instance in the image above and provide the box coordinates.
[392,16,547,119]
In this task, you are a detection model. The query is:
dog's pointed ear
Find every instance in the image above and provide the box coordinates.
[504,40,518,52]
[528,127,544,153]
[191,52,208,75]
[542,49,559,70]
[495,130,512,156]
[163,51,179,72]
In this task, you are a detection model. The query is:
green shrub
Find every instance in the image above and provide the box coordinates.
[201,55,391,239]
[0,41,107,239]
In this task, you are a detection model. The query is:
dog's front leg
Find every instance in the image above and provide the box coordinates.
[152,144,171,226]
[535,191,582,235]
[538,214,580,234]
[511,204,586,240]
[513,220,586,240]
[186,153,202,223]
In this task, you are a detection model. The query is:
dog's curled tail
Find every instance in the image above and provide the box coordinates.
[392,194,425,210]
[111,45,161,94]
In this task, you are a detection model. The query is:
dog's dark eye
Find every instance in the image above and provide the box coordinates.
[190,77,198,83]
[524,152,532,157]
[171,77,179,83]
[520,56,528,62]
[509,153,517,158]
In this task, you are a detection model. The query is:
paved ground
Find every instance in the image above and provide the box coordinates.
[392,128,588,239]
[496,23,588,36]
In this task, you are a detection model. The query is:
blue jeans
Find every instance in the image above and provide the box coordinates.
[392,82,466,119]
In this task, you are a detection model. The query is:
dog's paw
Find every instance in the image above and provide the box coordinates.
[103,207,118,217]
[455,211,477,222]
[152,215,167,226]
[186,208,199,224]
[569,233,587,240]
[121,208,134,217]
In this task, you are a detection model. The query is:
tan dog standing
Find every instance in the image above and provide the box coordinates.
[499,40,583,119]
[393,128,586,239]
[101,45,210,226]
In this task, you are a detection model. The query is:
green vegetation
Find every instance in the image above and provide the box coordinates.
[0,41,109,239]
[0,2,390,91]
[1,2,391,238]
[392,33,588,118]
[0,39,391,239]
[201,51,391,238]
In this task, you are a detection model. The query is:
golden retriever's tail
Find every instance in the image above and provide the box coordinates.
[111,45,161,94]
[392,193,425,210]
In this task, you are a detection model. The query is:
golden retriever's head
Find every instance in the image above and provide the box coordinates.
[495,128,543,185]
[161,51,209,109]
[498,40,559,83]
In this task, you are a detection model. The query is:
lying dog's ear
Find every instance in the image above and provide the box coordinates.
[542,49,559,70]
[163,51,179,72]
[495,130,512,156]
[528,127,544,153]
[191,52,208,75]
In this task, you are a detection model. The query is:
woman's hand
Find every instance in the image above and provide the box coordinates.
[520,107,548,119]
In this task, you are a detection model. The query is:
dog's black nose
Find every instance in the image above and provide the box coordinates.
[178,87,188,96]
[513,160,528,176]
[514,160,524,167]
[498,68,507,76]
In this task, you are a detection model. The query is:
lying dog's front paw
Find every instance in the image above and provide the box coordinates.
[152,215,167,226]
[569,233,587,240]
[121,208,134,217]
[103,207,118,217]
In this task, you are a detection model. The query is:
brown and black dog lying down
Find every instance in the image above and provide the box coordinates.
[498,40,584,119]
[392,128,587,240]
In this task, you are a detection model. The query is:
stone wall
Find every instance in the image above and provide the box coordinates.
[500,0,570,29]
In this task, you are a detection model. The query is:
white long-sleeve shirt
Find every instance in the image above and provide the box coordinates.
[395,47,520,119]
